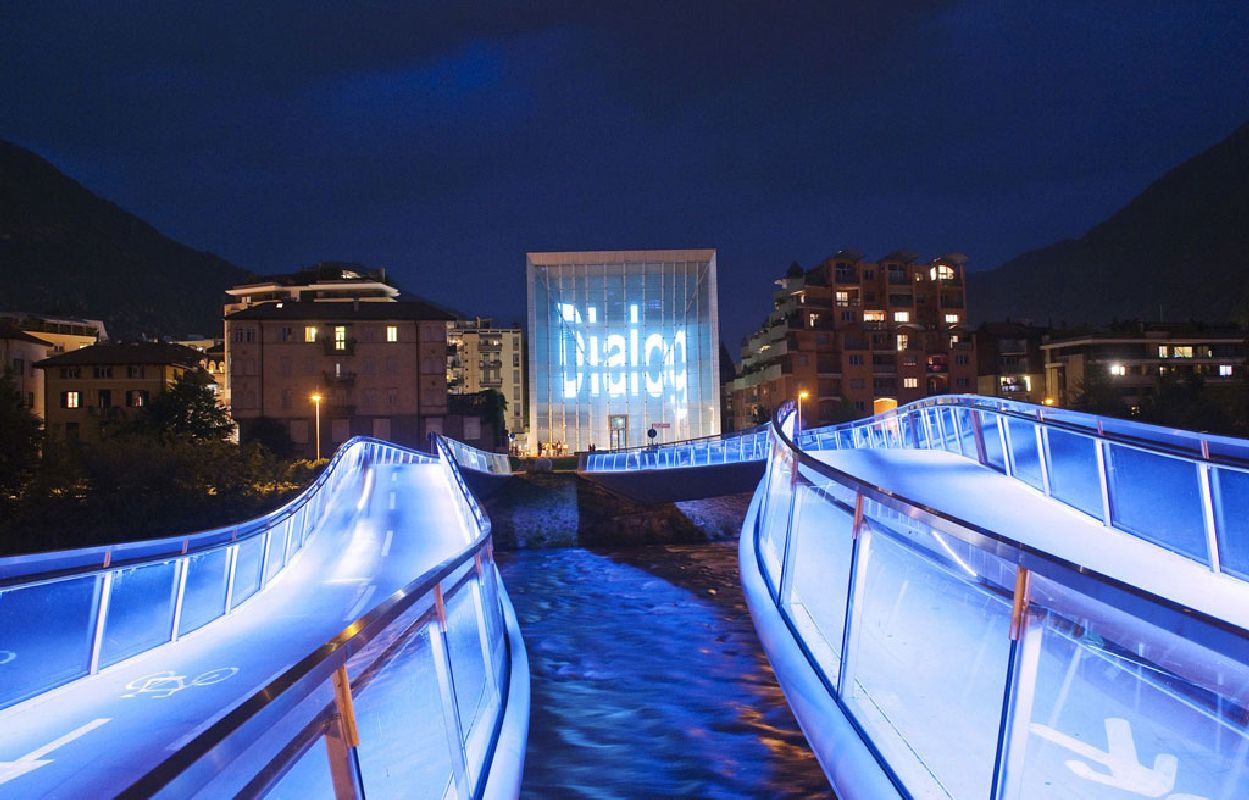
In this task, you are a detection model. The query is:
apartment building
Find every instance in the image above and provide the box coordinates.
[975,321,1048,405]
[728,251,976,429]
[1,323,53,417]
[35,342,205,442]
[1042,324,1247,409]
[224,263,400,316]
[0,312,103,354]
[225,301,464,457]
[447,318,526,446]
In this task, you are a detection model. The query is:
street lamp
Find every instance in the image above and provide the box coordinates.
[797,389,810,436]
[310,392,323,460]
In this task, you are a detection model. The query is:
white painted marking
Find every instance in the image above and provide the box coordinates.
[389,491,396,510]
[391,471,397,482]
[346,584,378,621]
[0,650,15,666]
[382,530,394,557]
[0,718,110,786]
[122,668,238,699]
[1031,718,1206,799]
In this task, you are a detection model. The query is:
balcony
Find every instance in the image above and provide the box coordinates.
[834,270,859,285]
[323,370,357,385]
[887,272,909,285]
[324,338,357,356]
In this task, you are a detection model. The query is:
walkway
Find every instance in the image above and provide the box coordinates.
[0,462,467,798]
[500,543,830,799]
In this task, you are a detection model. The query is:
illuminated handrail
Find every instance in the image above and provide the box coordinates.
[748,402,1249,799]
[0,437,432,710]
[117,438,514,799]
[583,425,769,471]
[440,435,512,475]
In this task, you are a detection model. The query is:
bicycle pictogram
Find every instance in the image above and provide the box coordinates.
[121,667,238,699]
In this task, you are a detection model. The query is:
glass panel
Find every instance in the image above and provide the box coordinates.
[956,407,976,458]
[0,575,99,707]
[1107,444,1207,562]
[785,482,854,683]
[100,560,178,668]
[445,585,489,741]
[179,548,230,636]
[1215,467,1249,579]
[1045,429,1103,519]
[759,448,795,584]
[354,625,453,799]
[982,412,1007,471]
[232,535,266,609]
[1008,417,1044,490]
[265,523,289,584]
[264,737,336,799]
[1008,573,1249,799]
[844,517,1015,800]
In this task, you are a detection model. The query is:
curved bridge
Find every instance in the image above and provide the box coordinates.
[742,396,1249,799]
[0,436,528,799]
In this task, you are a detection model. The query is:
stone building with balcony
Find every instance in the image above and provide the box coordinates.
[446,318,526,448]
[727,251,977,430]
[225,301,466,457]
[35,342,206,443]
[975,321,1048,405]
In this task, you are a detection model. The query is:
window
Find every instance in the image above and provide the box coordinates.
[97,389,112,408]
[848,354,864,366]
[956,377,970,388]
[896,335,909,352]
[863,270,875,280]
[334,326,348,351]
[386,325,398,343]
[1157,346,1168,358]
[930,264,955,280]
[512,353,520,368]
[304,326,318,343]
[1108,363,1126,376]
[125,390,149,408]
[903,377,919,388]
[93,366,113,379]
[808,313,821,327]
[841,311,853,322]
[280,327,294,342]
[894,311,910,322]
[944,313,959,325]
[1220,364,1233,377]
[956,354,970,366]
[863,310,885,322]
[1172,346,1193,358]
[950,335,960,346]
[835,291,849,304]
[386,387,399,407]
[60,367,81,379]
[62,391,81,409]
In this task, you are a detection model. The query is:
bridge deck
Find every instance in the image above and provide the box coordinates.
[810,448,1249,630]
[0,462,467,798]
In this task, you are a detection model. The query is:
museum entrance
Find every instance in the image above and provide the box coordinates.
[609,414,628,450]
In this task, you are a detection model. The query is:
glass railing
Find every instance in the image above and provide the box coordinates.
[115,434,514,798]
[751,402,1249,799]
[583,425,769,471]
[440,436,512,475]
[0,437,428,710]
[799,395,1249,578]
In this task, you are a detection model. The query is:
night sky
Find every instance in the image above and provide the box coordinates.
[3,2,1248,348]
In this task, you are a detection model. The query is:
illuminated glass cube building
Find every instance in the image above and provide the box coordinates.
[526,250,721,453]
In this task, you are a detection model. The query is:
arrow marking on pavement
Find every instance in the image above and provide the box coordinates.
[0,718,110,786]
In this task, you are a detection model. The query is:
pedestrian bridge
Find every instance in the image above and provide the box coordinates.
[3,396,1249,799]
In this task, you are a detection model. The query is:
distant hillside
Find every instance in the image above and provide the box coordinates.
[969,119,1249,326]
[0,140,248,338]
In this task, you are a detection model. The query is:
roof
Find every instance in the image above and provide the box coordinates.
[526,249,716,266]
[0,322,53,347]
[229,263,394,290]
[35,342,205,369]
[226,299,456,322]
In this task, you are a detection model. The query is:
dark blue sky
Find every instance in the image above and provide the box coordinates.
[3,2,1248,347]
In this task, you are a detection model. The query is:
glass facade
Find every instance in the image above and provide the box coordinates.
[527,251,721,453]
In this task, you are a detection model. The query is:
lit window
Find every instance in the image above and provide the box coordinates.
[1220,364,1233,377]
[944,313,959,325]
[63,391,81,409]
[863,310,885,322]
[903,377,918,388]
[1157,346,1168,358]
[1109,363,1126,376]
[1173,346,1193,358]
[835,291,849,304]
[386,325,398,342]
[896,334,909,351]
[304,326,318,343]
[334,326,347,351]
[950,335,960,346]
[929,264,955,281]
[894,311,910,322]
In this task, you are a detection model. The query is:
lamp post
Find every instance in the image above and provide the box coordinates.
[310,392,323,460]
[797,389,809,436]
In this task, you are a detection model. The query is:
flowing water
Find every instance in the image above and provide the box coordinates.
[499,543,832,799]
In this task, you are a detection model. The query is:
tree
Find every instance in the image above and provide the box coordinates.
[144,369,234,441]
[246,416,295,458]
[0,369,42,506]
[1070,367,1129,418]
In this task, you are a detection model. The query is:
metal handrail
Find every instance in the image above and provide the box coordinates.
[593,422,768,456]
[439,435,513,475]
